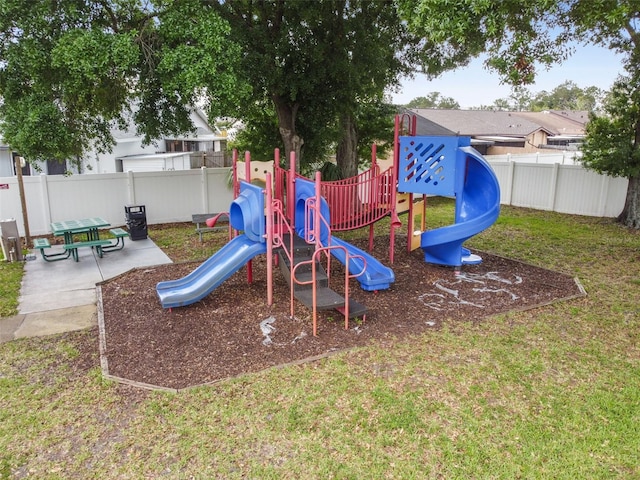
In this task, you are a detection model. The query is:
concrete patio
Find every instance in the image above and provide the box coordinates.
[0,237,172,343]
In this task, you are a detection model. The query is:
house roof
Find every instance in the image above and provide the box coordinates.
[511,110,588,135]
[410,109,556,137]
[110,107,224,142]
[397,108,457,136]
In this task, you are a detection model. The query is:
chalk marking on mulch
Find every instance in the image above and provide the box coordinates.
[419,270,523,310]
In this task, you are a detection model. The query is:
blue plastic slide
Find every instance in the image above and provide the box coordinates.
[156,180,267,308]
[420,145,500,266]
[156,236,267,308]
[329,236,395,291]
[293,177,395,291]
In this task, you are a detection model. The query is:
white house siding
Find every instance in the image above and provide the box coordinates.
[88,139,159,174]
[0,147,14,177]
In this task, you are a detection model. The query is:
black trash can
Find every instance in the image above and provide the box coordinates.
[125,205,147,240]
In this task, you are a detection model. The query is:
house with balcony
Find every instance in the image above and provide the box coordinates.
[87,109,230,174]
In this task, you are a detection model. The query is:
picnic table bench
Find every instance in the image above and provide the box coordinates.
[34,237,73,262]
[63,239,112,261]
[192,213,230,242]
[64,228,129,260]
[103,227,130,252]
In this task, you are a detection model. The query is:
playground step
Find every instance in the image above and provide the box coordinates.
[295,288,367,319]
[336,298,368,320]
[294,287,345,310]
[277,233,368,321]
[280,233,316,256]
[277,251,329,290]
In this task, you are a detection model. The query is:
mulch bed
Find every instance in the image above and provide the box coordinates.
[98,237,584,390]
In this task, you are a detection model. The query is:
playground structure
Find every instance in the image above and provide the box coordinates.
[156,114,501,335]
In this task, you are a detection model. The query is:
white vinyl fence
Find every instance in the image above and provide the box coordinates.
[486,151,582,165]
[487,160,627,217]
[0,160,628,238]
[0,168,234,236]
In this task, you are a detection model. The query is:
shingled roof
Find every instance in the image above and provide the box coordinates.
[511,110,588,135]
[409,109,571,137]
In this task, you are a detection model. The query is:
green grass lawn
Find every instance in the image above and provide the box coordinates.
[1,202,639,479]
[0,252,23,318]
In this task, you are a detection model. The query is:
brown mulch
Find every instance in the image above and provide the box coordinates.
[98,237,584,390]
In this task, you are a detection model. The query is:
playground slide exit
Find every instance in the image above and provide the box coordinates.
[420,145,501,266]
[156,181,266,309]
[329,236,395,291]
[156,236,267,309]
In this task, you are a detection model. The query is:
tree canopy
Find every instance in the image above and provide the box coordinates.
[210,0,411,176]
[1,0,415,177]
[446,82,604,112]
[2,0,639,226]
[404,93,460,109]
[0,0,244,166]
[582,75,640,228]
[529,81,603,112]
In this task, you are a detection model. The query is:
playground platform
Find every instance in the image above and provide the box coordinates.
[0,237,172,344]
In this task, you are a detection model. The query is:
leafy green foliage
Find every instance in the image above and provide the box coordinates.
[530,81,604,112]
[582,77,640,179]
[213,1,410,174]
[404,92,460,109]
[398,0,569,85]
[0,0,244,165]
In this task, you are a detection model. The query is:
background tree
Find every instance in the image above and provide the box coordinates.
[508,86,534,111]
[0,0,244,168]
[405,92,460,109]
[581,76,640,228]
[530,81,603,112]
[399,0,640,228]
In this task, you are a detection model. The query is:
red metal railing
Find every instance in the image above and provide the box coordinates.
[319,167,394,232]
[273,155,395,232]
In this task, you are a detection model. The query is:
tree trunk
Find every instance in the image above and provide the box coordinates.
[272,95,303,170]
[618,174,640,229]
[620,103,640,229]
[336,113,358,179]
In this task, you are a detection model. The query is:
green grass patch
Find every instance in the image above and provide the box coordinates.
[0,254,23,317]
[1,205,639,478]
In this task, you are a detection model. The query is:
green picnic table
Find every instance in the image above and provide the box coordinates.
[34,217,129,262]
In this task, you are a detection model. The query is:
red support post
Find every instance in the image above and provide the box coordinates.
[265,173,273,306]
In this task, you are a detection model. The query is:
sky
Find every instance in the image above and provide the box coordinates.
[390,44,625,109]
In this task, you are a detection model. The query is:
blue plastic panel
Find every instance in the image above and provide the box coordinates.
[397,136,460,196]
